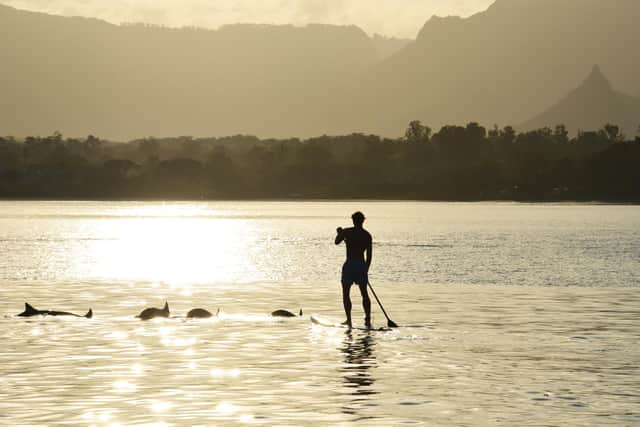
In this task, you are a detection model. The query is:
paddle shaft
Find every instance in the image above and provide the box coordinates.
[367,282,397,327]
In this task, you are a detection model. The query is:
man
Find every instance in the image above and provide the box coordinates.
[335,211,372,329]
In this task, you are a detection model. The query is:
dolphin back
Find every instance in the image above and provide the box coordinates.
[271,309,298,317]
[137,302,170,320]
[187,308,212,318]
[18,303,92,318]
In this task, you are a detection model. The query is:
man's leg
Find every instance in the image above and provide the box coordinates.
[358,282,372,328]
[342,282,352,328]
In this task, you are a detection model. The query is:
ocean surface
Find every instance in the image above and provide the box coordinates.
[0,201,638,426]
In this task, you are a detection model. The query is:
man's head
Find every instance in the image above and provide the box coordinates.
[351,211,365,227]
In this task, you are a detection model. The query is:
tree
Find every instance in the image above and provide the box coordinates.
[46,131,63,143]
[465,122,487,143]
[84,135,104,162]
[404,120,431,144]
[489,126,516,160]
[138,138,159,160]
[501,126,516,144]
[553,124,569,144]
[488,125,500,140]
[603,123,623,142]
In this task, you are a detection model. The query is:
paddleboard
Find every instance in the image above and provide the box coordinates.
[310,315,390,331]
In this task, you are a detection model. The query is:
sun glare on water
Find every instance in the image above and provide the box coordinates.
[82,204,257,286]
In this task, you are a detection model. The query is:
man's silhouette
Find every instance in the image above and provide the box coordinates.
[335,211,372,329]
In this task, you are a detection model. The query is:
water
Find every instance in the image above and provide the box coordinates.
[1,201,639,426]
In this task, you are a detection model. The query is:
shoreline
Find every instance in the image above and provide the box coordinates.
[1,197,639,205]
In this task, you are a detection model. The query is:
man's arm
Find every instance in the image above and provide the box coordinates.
[365,235,372,269]
[335,227,345,245]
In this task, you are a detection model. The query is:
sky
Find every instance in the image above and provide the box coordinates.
[2,0,495,38]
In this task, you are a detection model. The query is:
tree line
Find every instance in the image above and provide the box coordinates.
[0,122,638,201]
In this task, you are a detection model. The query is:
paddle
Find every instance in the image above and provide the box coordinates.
[367,281,398,328]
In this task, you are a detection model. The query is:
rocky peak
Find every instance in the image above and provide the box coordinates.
[580,65,613,94]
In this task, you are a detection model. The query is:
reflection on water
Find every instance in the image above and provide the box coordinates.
[1,283,639,426]
[0,201,639,425]
[1,201,639,288]
[341,332,378,419]
[87,216,255,286]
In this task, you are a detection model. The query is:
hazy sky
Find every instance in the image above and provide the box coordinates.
[2,0,495,38]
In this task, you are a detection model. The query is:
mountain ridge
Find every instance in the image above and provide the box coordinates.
[521,66,640,135]
[1,1,639,139]
[0,3,383,139]
[355,0,640,136]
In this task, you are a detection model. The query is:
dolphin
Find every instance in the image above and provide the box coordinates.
[18,302,93,318]
[271,308,303,317]
[186,308,220,319]
[136,302,169,320]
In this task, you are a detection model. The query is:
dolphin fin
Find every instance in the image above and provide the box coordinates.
[163,301,169,313]
[17,302,40,317]
[299,308,303,316]
[85,309,93,319]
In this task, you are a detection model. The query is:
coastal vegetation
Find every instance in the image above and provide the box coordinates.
[0,122,638,201]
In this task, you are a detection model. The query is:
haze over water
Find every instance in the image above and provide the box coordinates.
[1,201,639,425]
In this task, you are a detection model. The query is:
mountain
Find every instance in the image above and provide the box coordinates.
[348,0,640,136]
[0,4,378,139]
[1,0,639,139]
[370,34,411,61]
[519,66,640,135]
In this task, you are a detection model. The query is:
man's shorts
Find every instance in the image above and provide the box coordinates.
[341,260,368,287]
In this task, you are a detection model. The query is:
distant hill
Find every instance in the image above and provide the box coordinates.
[370,34,411,61]
[520,66,640,135]
[1,0,639,139]
[0,4,378,139]
[349,0,640,136]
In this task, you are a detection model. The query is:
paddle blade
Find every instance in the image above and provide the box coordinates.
[387,319,398,328]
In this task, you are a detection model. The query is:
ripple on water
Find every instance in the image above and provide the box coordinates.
[1,202,639,425]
